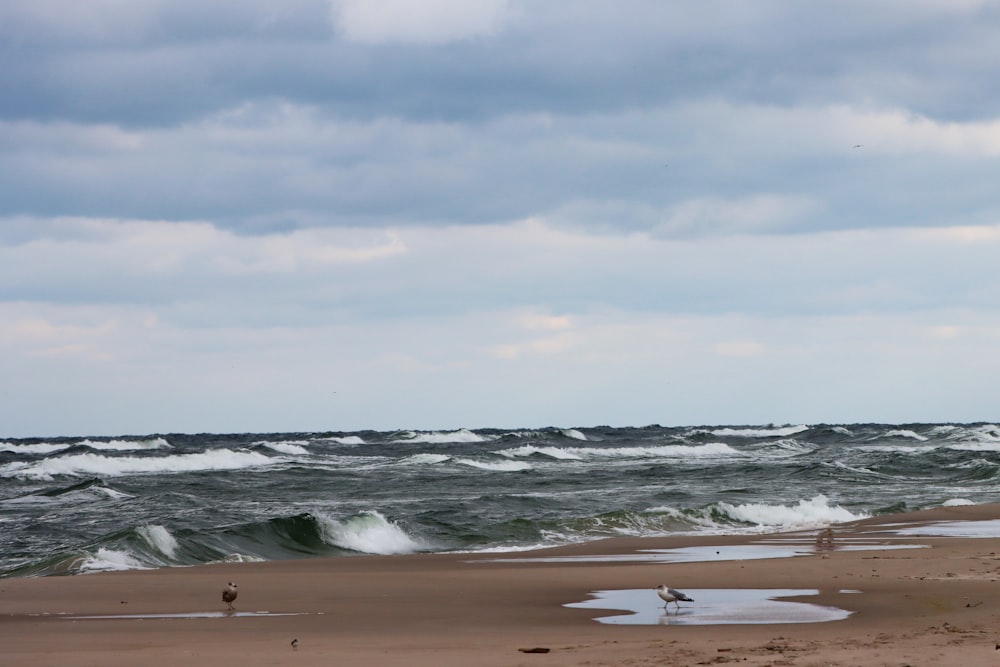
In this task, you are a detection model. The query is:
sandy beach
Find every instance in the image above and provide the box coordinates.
[4,503,1000,666]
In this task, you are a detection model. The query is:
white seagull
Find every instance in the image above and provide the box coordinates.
[222,581,239,610]
[655,584,694,610]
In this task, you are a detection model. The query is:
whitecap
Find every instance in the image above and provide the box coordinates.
[0,442,70,455]
[321,435,366,445]
[455,459,533,472]
[2,449,280,481]
[942,498,975,506]
[259,441,310,455]
[560,429,588,441]
[395,429,487,444]
[314,510,425,555]
[77,548,151,573]
[137,524,180,558]
[499,445,584,460]
[710,425,809,438]
[879,429,928,441]
[501,442,739,461]
[399,453,451,465]
[78,438,172,451]
[716,495,865,529]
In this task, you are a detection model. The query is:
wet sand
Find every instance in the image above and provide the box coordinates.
[4,503,1000,666]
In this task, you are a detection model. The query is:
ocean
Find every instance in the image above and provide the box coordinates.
[2,422,998,578]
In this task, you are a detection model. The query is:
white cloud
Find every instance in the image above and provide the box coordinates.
[331,0,511,44]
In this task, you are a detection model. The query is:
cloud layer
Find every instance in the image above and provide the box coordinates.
[2,1,999,435]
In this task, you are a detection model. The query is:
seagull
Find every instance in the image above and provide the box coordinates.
[655,584,694,611]
[222,582,238,610]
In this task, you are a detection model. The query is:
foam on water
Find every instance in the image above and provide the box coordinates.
[879,429,928,441]
[1,449,281,480]
[314,510,426,555]
[499,442,739,461]
[0,442,71,455]
[78,438,171,451]
[259,441,310,455]
[455,458,533,472]
[77,548,151,573]
[395,429,487,444]
[137,524,180,558]
[708,425,809,438]
[399,453,451,465]
[717,495,865,529]
[318,435,366,445]
[560,429,588,441]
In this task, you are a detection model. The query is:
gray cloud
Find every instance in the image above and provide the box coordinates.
[4,1,1000,435]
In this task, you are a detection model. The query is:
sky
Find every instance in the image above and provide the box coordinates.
[2,0,1000,437]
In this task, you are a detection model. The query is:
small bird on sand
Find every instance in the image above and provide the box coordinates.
[222,582,238,610]
[655,584,694,610]
[291,638,299,651]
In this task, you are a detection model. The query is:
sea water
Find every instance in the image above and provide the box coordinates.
[2,422,999,576]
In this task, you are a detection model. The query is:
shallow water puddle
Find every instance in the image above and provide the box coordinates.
[892,519,1000,538]
[565,589,854,625]
[56,610,316,620]
[488,541,924,564]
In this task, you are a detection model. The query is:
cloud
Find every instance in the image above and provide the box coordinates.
[331,0,511,44]
[3,2,1000,435]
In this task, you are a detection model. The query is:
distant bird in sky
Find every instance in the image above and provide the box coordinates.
[853,144,863,148]
[655,584,694,610]
[222,581,238,610]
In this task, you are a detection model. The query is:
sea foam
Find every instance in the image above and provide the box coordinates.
[455,458,533,472]
[710,425,809,438]
[717,495,865,529]
[395,429,487,444]
[2,449,280,480]
[314,510,425,555]
[78,438,171,451]
[77,548,151,573]
[0,442,71,455]
[137,524,180,558]
[500,442,739,460]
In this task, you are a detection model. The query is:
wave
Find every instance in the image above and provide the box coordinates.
[0,442,71,455]
[393,429,489,444]
[498,442,739,461]
[708,425,809,438]
[455,459,533,472]
[560,429,588,441]
[77,438,172,451]
[314,510,428,555]
[715,494,865,529]
[399,453,451,465]
[1,449,281,480]
[1,479,133,508]
[877,429,928,442]
[257,441,310,455]
[137,524,180,558]
[2,510,429,576]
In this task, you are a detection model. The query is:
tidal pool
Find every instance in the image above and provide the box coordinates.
[565,588,854,625]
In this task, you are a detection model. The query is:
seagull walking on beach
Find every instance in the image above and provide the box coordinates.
[222,581,238,610]
[655,584,694,611]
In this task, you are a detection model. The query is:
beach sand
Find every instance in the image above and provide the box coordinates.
[4,504,1000,666]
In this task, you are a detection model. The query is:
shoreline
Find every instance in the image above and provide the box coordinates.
[4,503,1000,666]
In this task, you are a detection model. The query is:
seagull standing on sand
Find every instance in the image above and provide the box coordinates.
[222,582,238,610]
[655,584,694,611]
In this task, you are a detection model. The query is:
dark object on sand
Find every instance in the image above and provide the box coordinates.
[222,582,238,610]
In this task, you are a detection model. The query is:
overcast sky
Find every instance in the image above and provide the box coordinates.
[3,0,999,437]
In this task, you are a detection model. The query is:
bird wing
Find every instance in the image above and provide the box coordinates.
[668,588,691,600]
